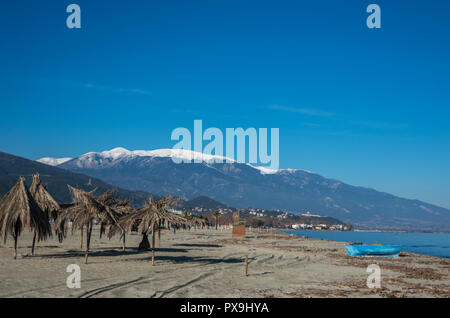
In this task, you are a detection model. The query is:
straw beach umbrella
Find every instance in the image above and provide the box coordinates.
[29,174,61,254]
[96,189,135,251]
[113,199,135,251]
[0,177,52,259]
[58,188,98,249]
[56,188,120,249]
[109,195,188,265]
[55,186,123,264]
[182,211,208,231]
[95,189,118,240]
[190,215,208,230]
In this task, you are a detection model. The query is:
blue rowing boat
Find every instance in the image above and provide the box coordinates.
[345,244,402,257]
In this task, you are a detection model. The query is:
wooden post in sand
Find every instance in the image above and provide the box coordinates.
[122,231,126,251]
[244,253,249,276]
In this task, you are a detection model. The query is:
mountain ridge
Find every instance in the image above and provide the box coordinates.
[0,151,151,206]
[39,147,450,231]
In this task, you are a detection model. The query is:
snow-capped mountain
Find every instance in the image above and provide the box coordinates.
[38,147,308,175]
[37,147,450,231]
[0,151,150,205]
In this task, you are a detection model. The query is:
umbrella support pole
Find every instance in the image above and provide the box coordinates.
[80,225,83,250]
[84,222,92,264]
[158,229,160,248]
[152,230,155,266]
[57,231,64,243]
[31,231,37,256]
[152,248,155,266]
[122,232,126,251]
[13,235,18,259]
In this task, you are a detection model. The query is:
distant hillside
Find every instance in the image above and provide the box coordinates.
[180,196,230,210]
[50,147,450,231]
[0,152,151,206]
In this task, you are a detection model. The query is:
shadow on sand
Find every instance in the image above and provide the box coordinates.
[173,243,222,248]
[34,246,190,259]
[134,254,245,265]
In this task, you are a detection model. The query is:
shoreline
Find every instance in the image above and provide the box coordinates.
[282,229,450,259]
[282,234,448,259]
[285,228,450,234]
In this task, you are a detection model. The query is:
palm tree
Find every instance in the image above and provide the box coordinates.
[109,195,188,265]
[0,177,52,259]
[213,210,220,230]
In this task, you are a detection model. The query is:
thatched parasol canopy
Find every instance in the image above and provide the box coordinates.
[108,194,188,265]
[190,215,209,228]
[29,174,60,218]
[109,195,187,238]
[55,186,122,233]
[0,177,52,258]
[54,186,124,263]
[95,188,118,207]
[94,189,135,250]
[28,173,61,253]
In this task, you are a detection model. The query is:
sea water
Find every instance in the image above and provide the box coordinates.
[284,230,450,258]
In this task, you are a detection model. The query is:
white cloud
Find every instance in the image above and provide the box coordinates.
[268,105,335,117]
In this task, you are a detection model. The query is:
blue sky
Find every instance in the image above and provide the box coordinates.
[1,0,449,208]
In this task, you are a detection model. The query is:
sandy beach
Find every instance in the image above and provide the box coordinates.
[0,227,448,298]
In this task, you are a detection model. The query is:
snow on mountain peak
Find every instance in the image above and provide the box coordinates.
[81,147,233,162]
[138,148,235,163]
[98,147,132,159]
[36,147,313,175]
[252,165,279,174]
[37,157,72,166]
[251,166,314,175]
[54,147,236,169]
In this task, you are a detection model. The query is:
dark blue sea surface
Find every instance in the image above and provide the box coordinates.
[284,230,450,258]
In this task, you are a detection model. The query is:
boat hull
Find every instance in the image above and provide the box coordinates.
[345,244,402,257]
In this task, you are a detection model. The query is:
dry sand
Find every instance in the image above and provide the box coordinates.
[0,227,448,298]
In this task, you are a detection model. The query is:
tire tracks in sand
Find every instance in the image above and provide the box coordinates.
[76,252,244,298]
